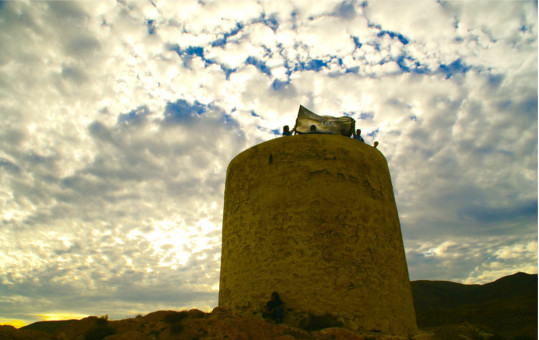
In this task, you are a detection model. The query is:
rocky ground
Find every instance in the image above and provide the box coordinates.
[0,307,517,340]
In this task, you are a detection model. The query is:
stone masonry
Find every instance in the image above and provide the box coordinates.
[219,134,417,336]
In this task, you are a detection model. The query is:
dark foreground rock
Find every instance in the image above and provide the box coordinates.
[3,308,432,340]
[0,307,532,340]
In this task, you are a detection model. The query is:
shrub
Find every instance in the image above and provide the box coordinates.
[169,322,184,334]
[164,310,189,334]
[96,315,108,325]
[149,330,161,337]
[188,309,209,319]
[164,310,189,324]
[84,324,115,340]
[83,315,115,340]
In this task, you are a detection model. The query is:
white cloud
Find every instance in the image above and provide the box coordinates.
[424,241,459,258]
[205,40,260,69]
[295,16,357,57]
[245,22,277,47]
[465,238,538,284]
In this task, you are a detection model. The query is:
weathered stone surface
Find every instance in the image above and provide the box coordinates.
[219,134,417,336]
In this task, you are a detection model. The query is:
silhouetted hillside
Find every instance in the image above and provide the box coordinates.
[21,319,77,333]
[412,272,538,339]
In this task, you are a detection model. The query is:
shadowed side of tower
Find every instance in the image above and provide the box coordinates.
[218,134,417,336]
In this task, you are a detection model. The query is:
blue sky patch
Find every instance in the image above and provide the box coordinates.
[271,79,296,91]
[367,128,379,138]
[169,44,205,61]
[146,19,156,35]
[439,58,471,79]
[224,114,236,125]
[271,79,290,91]
[397,55,411,72]
[185,46,204,58]
[282,58,295,77]
[359,112,374,120]
[459,200,538,224]
[263,14,279,31]
[220,65,236,79]
[294,59,328,72]
[352,36,362,49]
[306,59,327,71]
[211,38,227,48]
[396,55,430,74]
[211,22,244,47]
[118,106,150,126]
[170,41,227,71]
[246,56,271,75]
[270,78,296,96]
[164,99,206,123]
[378,30,409,45]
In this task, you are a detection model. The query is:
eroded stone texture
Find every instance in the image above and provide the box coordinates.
[219,134,417,336]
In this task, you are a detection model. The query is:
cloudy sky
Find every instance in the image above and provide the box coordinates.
[0,0,537,327]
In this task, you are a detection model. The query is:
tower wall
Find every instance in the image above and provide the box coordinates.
[218,134,417,336]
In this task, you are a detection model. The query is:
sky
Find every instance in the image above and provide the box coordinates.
[0,0,537,328]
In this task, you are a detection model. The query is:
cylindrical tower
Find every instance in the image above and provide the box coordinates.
[219,134,417,336]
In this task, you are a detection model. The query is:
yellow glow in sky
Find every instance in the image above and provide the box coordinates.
[36,312,88,322]
[0,313,89,329]
[0,319,27,329]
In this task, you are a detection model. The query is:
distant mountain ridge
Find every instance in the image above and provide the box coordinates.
[411,272,538,339]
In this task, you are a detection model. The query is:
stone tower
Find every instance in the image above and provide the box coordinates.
[218,134,417,336]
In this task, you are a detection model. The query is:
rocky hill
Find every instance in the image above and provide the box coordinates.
[411,272,537,339]
[0,272,536,340]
